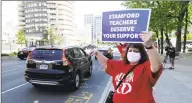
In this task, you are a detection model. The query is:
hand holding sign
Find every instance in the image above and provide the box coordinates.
[102,9,151,43]
[139,31,153,47]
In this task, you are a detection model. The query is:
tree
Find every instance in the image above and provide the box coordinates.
[122,1,178,54]
[174,1,190,52]
[43,27,62,45]
[152,33,157,42]
[16,29,26,47]
[122,1,191,53]
[187,33,192,40]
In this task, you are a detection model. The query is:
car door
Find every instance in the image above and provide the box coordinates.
[78,48,90,71]
[72,48,85,71]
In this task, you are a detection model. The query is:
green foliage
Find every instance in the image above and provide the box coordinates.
[181,33,192,41]
[122,1,178,32]
[122,1,191,52]
[1,52,17,56]
[187,33,192,40]
[44,27,63,45]
[152,33,157,41]
[8,52,17,56]
[16,29,26,46]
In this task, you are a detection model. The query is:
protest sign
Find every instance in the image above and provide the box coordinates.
[102,9,151,43]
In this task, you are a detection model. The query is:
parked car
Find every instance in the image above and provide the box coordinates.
[25,45,92,90]
[185,43,192,51]
[17,47,35,60]
[95,46,113,60]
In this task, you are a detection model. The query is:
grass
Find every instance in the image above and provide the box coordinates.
[1,52,17,57]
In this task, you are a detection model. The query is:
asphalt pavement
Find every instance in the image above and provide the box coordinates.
[2,55,120,103]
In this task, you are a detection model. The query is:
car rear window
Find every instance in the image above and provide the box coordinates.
[31,49,62,60]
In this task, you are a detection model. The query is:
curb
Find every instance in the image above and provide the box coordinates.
[2,56,17,60]
[98,77,113,103]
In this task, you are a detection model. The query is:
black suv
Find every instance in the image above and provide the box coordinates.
[17,47,35,60]
[25,46,92,90]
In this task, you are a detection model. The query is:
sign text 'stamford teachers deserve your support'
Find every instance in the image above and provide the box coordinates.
[102,9,151,43]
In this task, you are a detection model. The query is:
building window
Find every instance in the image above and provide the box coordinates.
[50,13,56,15]
[43,14,47,16]
[58,18,64,21]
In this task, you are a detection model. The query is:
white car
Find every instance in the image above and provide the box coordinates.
[186,43,192,51]
[111,46,119,53]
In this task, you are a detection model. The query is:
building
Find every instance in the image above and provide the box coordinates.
[2,1,20,53]
[18,1,74,46]
[94,16,102,44]
[84,14,94,44]
[84,14,94,25]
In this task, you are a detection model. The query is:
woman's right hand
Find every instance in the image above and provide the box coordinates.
[89,49,98,56]
[89,49,108,67]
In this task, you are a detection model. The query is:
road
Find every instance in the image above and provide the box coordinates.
[2,55,120,103]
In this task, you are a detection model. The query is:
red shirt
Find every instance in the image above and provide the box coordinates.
[105,59,162,103]
[115,43,128,58]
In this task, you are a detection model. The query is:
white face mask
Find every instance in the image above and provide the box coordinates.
[127,52,141,63]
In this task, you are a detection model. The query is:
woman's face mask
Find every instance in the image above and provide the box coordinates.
[127,48,141,63]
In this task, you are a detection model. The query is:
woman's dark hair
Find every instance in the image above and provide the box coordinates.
[123,43,149,64]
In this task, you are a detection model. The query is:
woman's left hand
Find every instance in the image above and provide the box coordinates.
[140,31,153,47]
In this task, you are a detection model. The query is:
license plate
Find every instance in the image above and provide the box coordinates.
[20,52,23,54]
[39,64,48,69]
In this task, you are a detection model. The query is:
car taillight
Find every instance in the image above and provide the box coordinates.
[27,52,32,60]
[62,55,71,66]
[62,50,71,66]
[26,52,32,64]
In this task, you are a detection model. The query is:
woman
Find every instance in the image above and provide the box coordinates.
[164,44,175,69]
[168,44,176,69]
[90,32,162,103]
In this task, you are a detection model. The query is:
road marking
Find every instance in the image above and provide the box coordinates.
[1,82,28,94]
[34,100,38,103]
[2,66,25,73]
[98,77,113,103]
[3,68,21,73]
[2,61,25,66]
[65,91,93,103]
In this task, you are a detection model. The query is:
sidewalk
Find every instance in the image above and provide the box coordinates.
[154,64,192,103]
[100,58,192,103]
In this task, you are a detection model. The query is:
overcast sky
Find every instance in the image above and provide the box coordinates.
[73,1,126,28]
[2,1,126,30]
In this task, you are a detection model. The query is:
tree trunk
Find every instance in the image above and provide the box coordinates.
[155,30,160,53]
[160,28,164,54]
[164,29,170,45]
[176,1,189,52]
[183,7,188,53]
